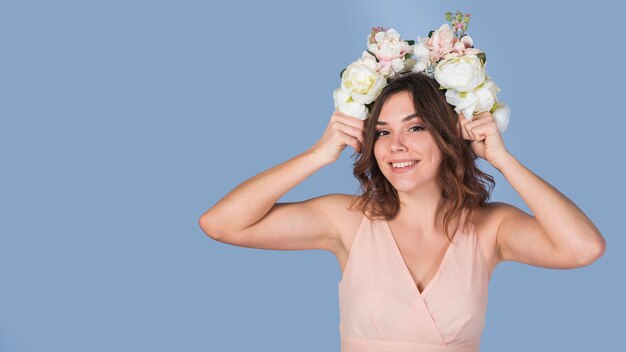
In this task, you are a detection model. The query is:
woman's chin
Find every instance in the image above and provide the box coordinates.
[389,182,420,193]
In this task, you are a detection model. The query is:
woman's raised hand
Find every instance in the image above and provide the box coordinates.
[457,111,510,166]
[307,111,365,165]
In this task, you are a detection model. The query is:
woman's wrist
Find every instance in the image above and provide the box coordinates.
[489,151,515,172]
[302,147,334,168]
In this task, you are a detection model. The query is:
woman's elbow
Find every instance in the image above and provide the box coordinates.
[198,212,227,240]
[577,234,606,267]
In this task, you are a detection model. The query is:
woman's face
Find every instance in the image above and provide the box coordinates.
[373,90,443,193]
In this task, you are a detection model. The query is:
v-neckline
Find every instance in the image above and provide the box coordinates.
[382,216,459,297]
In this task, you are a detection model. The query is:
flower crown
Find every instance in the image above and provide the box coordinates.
[333,11,510,133]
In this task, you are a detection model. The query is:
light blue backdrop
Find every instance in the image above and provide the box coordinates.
[1,0,622,351]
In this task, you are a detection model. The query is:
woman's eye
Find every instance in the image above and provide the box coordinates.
[375,126,423,137]
[375,130,388,137]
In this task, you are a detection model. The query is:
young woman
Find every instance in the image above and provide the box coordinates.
[199,72,605,351]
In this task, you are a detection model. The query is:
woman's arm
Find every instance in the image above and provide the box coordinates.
[200,151,327,237]
[458,112,606,269]
[490,153,606,268]
[199,112,365,252]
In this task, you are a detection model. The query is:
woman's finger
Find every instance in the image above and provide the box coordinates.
[342,134,361,153]
[457,115,466,138]
[336,121,364,145]
[458,115,473,140]
[465,118,495,141]
[333,111,366,131]
[469,120,492,141]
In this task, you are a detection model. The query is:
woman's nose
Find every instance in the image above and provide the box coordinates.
[390,133,407,152]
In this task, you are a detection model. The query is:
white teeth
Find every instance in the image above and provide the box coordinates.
[392,160,418,168]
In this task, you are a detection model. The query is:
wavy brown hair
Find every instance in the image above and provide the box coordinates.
[348,72,495,242]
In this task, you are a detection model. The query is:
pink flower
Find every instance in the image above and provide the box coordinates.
[453,40,465,53]
[367,28,411,77]
[449,35,476,56]
[461,35,473,48]
[424,24,455,62]
[369,26,386,44]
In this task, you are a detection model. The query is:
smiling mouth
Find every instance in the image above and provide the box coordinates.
[390,160,419,168]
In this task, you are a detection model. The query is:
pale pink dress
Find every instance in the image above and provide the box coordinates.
[338,208,491,352]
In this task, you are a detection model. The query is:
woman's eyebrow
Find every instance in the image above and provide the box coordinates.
[376,113,419,125]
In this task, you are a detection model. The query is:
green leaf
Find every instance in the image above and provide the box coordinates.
[428,30,434,38]
[339,68,346,79]
[406,39,415,45]
[477,52,486,66]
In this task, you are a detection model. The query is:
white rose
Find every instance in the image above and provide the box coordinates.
[473,79,500,113]
[337,101,368,120]
[434,54,485,92]
[340,57,386,105]
[410,39,430,73]
[445,89,477,122]
[491,102,510,132]
[333,87,350,109]
[359,50,376,61]
[445,78,500,123]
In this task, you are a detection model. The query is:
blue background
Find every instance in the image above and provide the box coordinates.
[1,0,623,351]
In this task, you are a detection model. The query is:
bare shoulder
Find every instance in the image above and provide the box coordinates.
[316,194,365,265]
[320,193,365,240]
[472,202,512,273]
